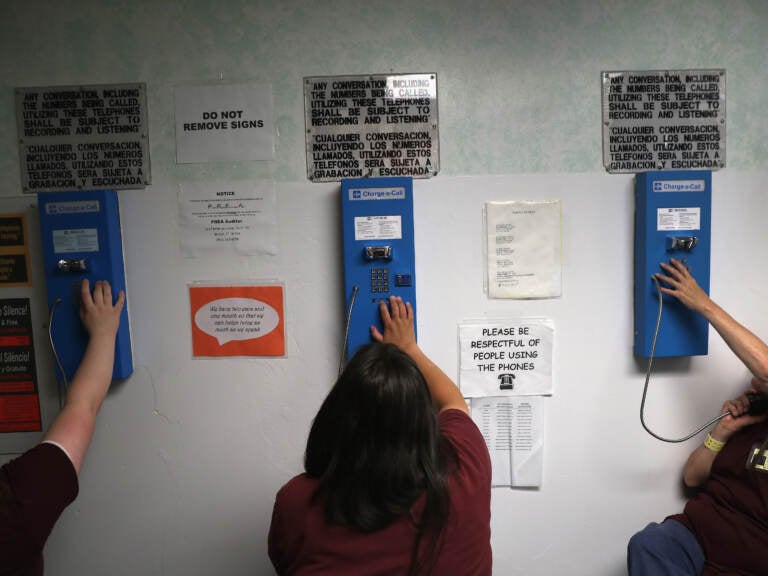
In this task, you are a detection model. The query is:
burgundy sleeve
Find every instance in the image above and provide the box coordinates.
[268,475,309,575]
[439,409,492,481]
[2,442,79,552]
[268,491,288,575]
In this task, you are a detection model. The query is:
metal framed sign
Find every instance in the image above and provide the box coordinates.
[304,73,438,182]
[15,83,150,192]
[601,69,725,173]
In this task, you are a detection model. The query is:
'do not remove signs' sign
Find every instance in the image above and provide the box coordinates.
[601,69,725,173]
[174,82,274,164]
[304,73,439,182]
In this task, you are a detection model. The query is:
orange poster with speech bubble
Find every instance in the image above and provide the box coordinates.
[189,284,285,357]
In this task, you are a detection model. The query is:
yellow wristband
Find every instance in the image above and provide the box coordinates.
[704,433,725,452]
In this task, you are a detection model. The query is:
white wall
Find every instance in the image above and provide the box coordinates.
[1,1,767,574]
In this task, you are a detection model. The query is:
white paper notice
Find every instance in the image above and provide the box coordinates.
[354,215,402,240]
[174,82,274,163]
[178,180,278,256]
[486,200,562,298]
[459,319,554,397]
[657,207,701,231]
[471,396,543,487]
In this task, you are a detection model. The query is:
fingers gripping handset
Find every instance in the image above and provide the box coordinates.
[682,388,768,487]
[714,389,768,441]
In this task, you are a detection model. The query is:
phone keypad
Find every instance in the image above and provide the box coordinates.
[370,268,389,293]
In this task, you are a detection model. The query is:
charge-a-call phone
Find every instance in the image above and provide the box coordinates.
[341,177,416,360]
[634,171,712,358]
[38,189,132,382]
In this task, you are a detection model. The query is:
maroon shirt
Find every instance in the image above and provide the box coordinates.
[268,409,492,575]
[670,420,768,576]
[0,443,78,576]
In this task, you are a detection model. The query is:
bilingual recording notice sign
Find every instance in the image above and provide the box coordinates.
[304,73,438,182]
[601,69,725,173]
[15,83,150,193]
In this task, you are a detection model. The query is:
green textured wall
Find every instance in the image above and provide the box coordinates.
[1,0,767,193]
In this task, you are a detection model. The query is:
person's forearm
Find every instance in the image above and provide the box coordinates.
[683,419,736,488]
[657,260,768,391]
[43,333,116,473]
[698,298,768,389]
[682,443,717,488]
[42,280,123,473]
[65,332,116,416]
[403,343,468,413]
[682,425,729,487]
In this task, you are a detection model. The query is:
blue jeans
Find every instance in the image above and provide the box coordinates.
[627,519,705,576]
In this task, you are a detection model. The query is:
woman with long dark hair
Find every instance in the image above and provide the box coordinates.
[268,296,492,575]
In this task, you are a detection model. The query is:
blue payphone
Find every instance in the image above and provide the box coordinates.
[635,172,768,444]
[634,171,712,358]
[38,189,133,382]
[341,177,417,360]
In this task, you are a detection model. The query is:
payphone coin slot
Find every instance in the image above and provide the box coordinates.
[57,258,89,273]
[666,236,698,251]
[364,246,393,261]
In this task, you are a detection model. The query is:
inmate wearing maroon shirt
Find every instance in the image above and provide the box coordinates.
[268,409,492,575]
[669,420,768,576]
[0,442,78,576]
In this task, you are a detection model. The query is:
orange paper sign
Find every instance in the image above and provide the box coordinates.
[189,284,285,357]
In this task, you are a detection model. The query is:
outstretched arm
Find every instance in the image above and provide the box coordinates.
[371,296,468,414]
[655,258,768,395]
[43,279,124,474]
[682,388,767,487]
